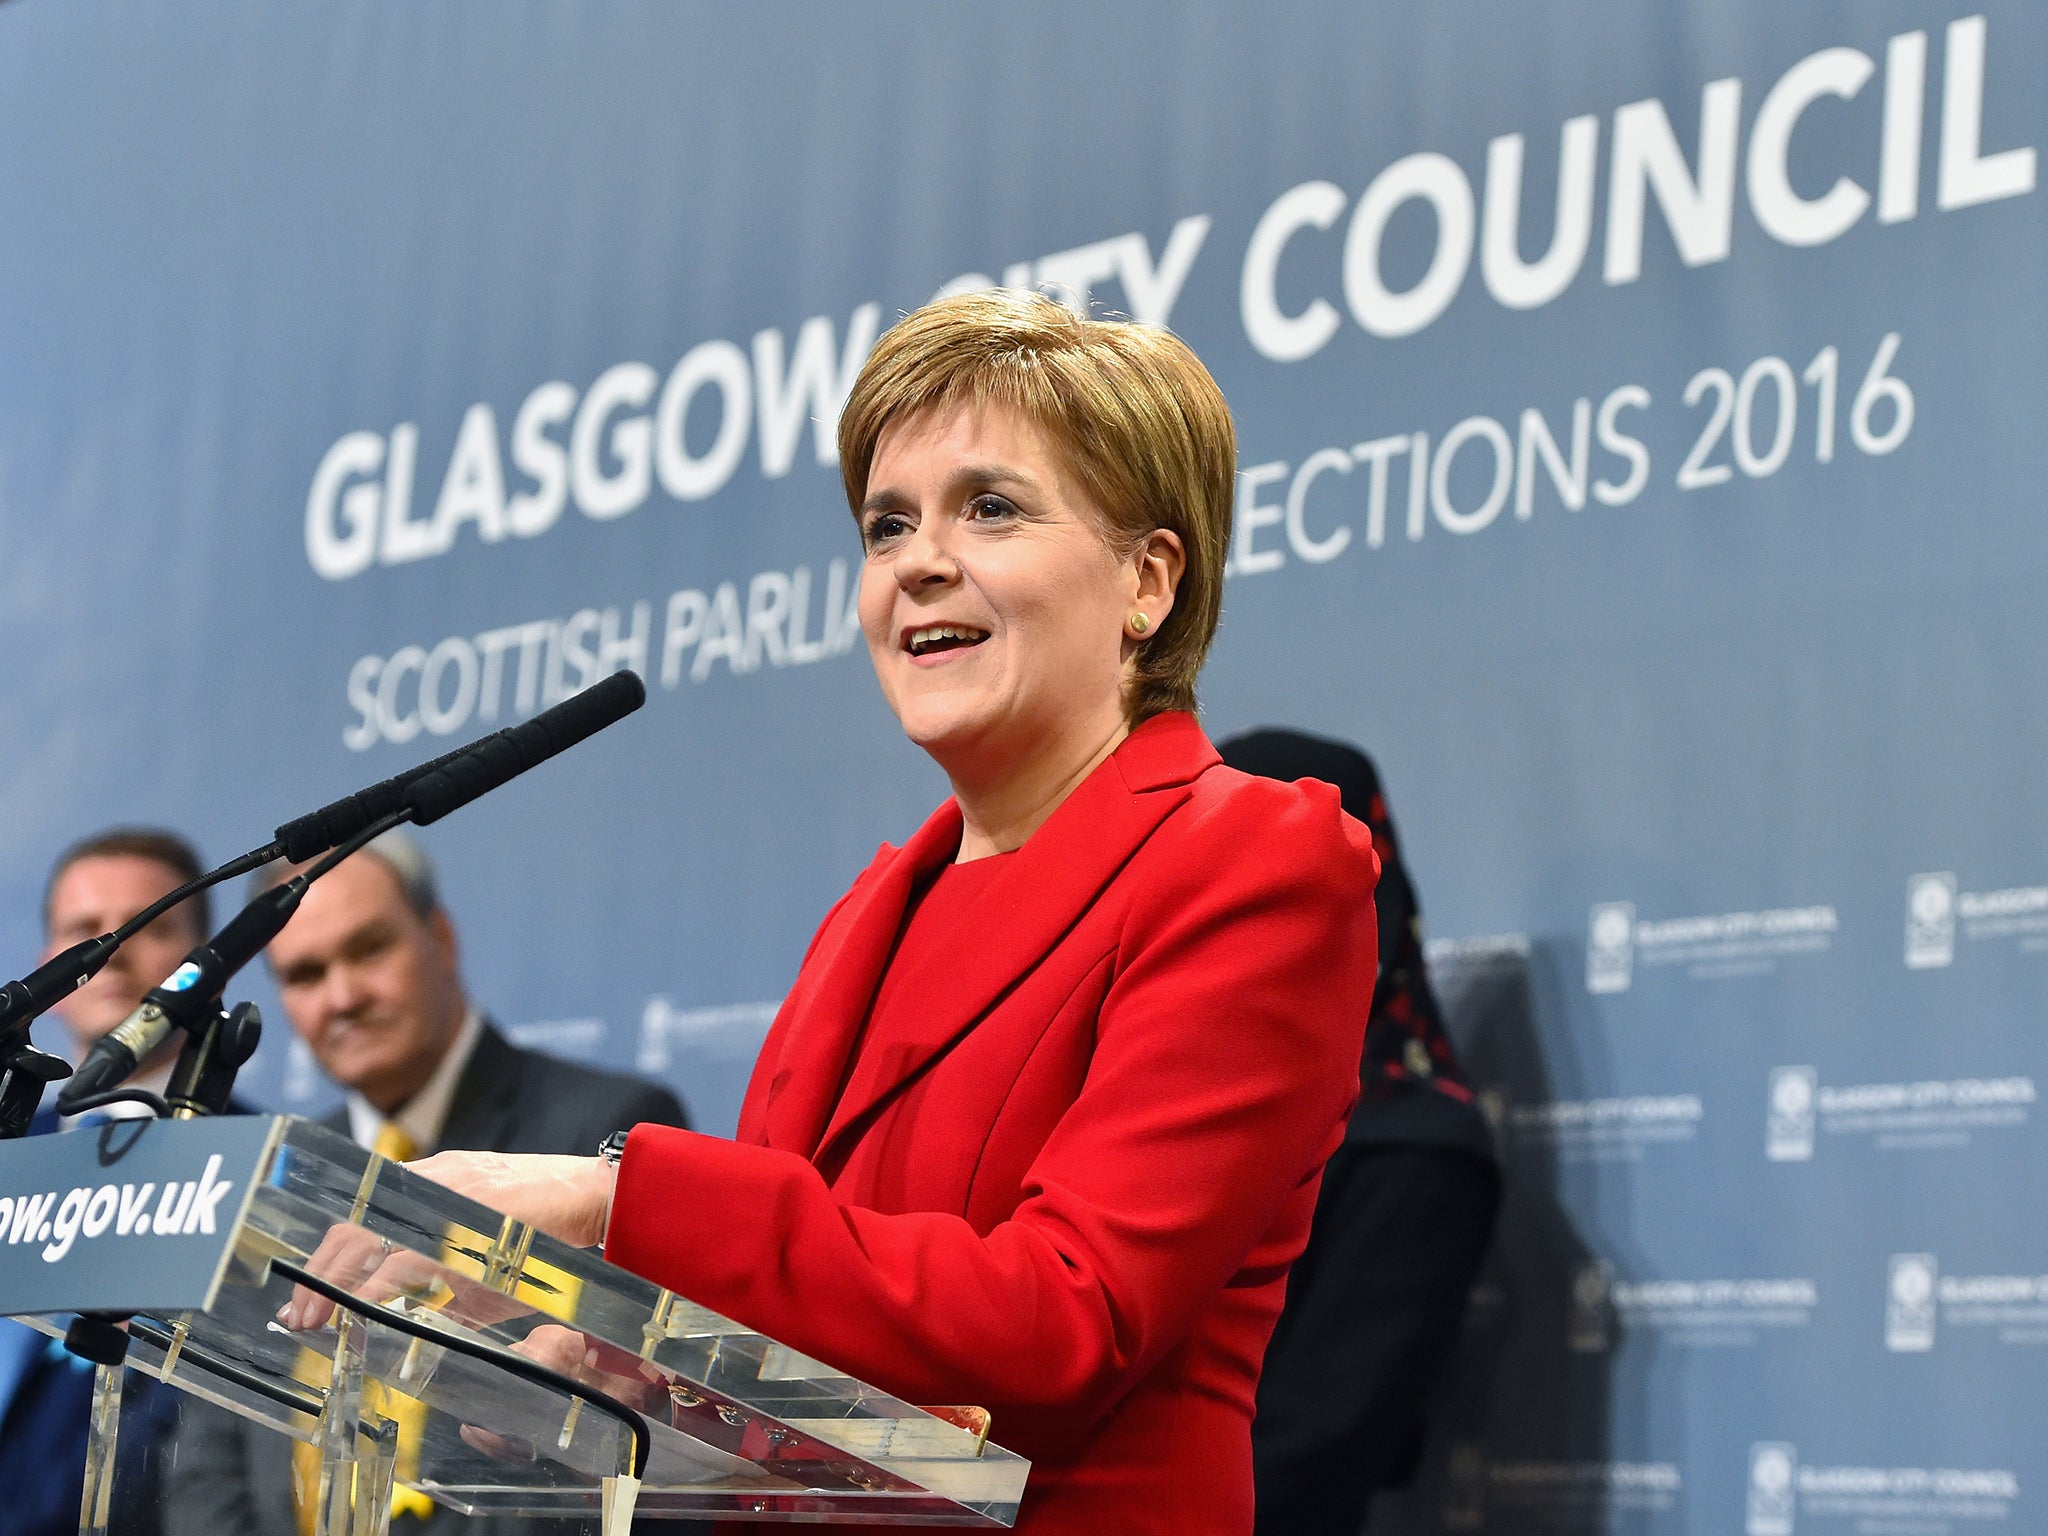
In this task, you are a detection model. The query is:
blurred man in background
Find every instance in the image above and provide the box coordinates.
[0,827,211,1536]
[165,828,690,1536]
[38,827,211,1115]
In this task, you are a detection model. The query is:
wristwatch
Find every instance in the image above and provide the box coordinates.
[599,1129,630,1167]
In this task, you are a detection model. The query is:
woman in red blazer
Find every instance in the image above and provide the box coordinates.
[356,291,1379,1534]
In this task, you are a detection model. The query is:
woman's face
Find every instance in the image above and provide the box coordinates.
[857,402,1149,783]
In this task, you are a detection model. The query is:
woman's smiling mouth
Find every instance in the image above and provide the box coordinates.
[903,623,991,659]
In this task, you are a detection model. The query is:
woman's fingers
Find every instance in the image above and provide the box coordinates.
[517,1324,670,1411]
[456,1326,671,1464]
[405,1151,613,1248]
[279,1152,612,1329]
[281,1222,391,1330]
[280,1226,448,1330]
[457,1422,539,1464]
[516,1322,594,1375]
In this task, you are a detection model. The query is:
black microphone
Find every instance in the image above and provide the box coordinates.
[3,744,466,1042]
[406,670,646,825]
[0,936,123,1039]
[0,744,472,1043]
[54,673,645,1111]
[55,880,308,1113]
[274,740,475,863]
[0,846,270,1043]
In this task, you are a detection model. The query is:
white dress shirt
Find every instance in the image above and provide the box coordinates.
[342,1007,483,1154]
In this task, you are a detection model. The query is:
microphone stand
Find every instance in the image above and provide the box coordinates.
[0,1042,74,1138]
[56,809,413,1391]
[58,985,274,1518]
[54,1008,265,1400]
[163,1001,266,1119]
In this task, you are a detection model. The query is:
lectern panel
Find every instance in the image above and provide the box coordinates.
[2,1116,1029,1526]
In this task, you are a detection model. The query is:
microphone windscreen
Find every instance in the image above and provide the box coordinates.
[405,670,645,826]
[533,668,646,751]
[276,741,474,862]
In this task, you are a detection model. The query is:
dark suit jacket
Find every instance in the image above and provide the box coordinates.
[606,712,1380,1536]
[164,1024,689,1536]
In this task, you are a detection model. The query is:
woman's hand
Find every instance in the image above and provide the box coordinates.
[278,1152,614,1332]
[404,1150,617,1249]
[457,1323,672,1463]
[507,1322,670,1406]
[277,1222,451,1331]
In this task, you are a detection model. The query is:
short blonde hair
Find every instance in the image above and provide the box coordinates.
[837,290,1236,722]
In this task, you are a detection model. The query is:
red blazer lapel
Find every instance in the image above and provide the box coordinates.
[814,713,1220,1164]
[751,801,965,1158]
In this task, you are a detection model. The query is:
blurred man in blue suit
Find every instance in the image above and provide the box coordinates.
[0,827,213,1536]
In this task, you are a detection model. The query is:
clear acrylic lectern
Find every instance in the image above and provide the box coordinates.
[0,1115,1028,1533]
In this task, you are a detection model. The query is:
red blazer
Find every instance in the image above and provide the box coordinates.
[606,712,1379,1534]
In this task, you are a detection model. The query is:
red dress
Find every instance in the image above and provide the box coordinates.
[605,712,1379,1534]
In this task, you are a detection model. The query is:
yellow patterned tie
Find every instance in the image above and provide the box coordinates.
[292,1120,435,1531]
[372,1119,420,1164]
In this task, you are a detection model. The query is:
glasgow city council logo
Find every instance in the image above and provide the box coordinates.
[1766,1067,1818,1162]
[1586,902,1636,993]
[1886,1253,1938,1351]
[1747,1442,1797,1536]
[1905,873,1957,969]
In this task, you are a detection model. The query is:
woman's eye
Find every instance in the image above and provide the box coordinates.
[967,494,1017,521]
[863,512,910,548]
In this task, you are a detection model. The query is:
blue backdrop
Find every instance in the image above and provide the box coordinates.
[2,3,2042,1530]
